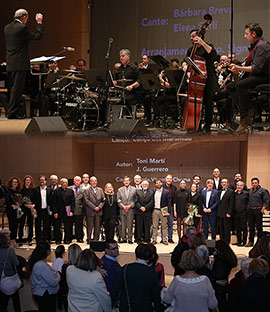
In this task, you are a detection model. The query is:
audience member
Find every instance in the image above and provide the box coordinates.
[52,245,65,273]
[66,249,111,312]
[111,243,161,311]
[164,250,218,312]
[148,243,165,289]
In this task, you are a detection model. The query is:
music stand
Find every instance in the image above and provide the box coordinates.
[150,55,175,70]
[140,73,161,90]
[165,70,184,89]
[184,56,206,131]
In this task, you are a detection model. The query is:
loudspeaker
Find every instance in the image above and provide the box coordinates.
[25,117,68,136]
[108,119,149,137]
[206,239,216,255]
[90,241,105,252]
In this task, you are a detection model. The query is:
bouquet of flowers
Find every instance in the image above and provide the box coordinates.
[11,193,24,219]
[23,196,37,218]
[185,204,198,225]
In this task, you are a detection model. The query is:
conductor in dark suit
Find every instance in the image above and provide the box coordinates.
[53,178,75,244]
[201,179,219,240]
[4,9,44,119]
[84,176,105,242]
[135,180,153,243]
[217,179,234,243]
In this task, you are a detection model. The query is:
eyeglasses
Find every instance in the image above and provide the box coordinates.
[109,245,119,251]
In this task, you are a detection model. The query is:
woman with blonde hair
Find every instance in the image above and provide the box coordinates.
[103,183,118,240]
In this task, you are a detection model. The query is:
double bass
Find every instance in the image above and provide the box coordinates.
[178,14,212,131]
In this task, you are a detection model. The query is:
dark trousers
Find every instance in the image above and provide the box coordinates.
[167,209,174,240]
[235,211,248,244]
[226,75,269,118]
[193,216,201,232]
[33,291,56,312]
[203,211,217,240]
[218,217,232,244]
[203,77,214,126]
[247,208,263,243]
[6,208,18,240]
[35,209,50,241]
[0,289,21,312]
[7,71,27,117]
[19,209,33,242]
[136,214,151,242]
[54,215,73,242]
[74,215,84,240]
[104,218,116,240]
[86,214,100,241]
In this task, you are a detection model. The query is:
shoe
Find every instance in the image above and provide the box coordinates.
[163,241,169,245]
[245,242,254,247]
[237,242,243,247]
[64,240,71,244]
[152,240,157,245]
[77,239,83,243]
[160,240,163,244]
[18,242,23,247]
[235,117,251,134]
[136,239,142,244]
[168,239,174,244]
[119,239,125,244]
[232,242,240,246]
[28,241,33,246]
[203,124,211,133]
[56,241,62,245]
[128,240,133,244]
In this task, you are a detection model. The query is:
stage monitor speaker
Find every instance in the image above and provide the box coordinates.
[25,117,68,136]
[90,241,105,252]
[206,239,216,255]
[108,119,149,137]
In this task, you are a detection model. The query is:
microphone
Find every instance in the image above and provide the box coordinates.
[105,38,113,60]
[63,47,75,52]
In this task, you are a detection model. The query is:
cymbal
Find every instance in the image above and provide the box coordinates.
[63,69,78,73]
[116,78,133,83]
[60,75,85,81]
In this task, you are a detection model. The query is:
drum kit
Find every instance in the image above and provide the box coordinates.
[49,70,133,130]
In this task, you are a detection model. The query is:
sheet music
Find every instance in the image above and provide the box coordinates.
[30,56,66,63]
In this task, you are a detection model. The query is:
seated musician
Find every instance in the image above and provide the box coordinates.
[170,58,181,70]
[113,49,143,116]
[186,29,217,132]
[227,23,270,133]
[155,70,179,127]
[138,54,153,73]
[213,55,234,127]
[76,58,86,73]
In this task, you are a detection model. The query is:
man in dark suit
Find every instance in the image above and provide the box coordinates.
[69,176,85,243]
[35,175,52,242]
[84,176,105,242]
[152,179,172,245]
[191,175,204,193]
[212,168,222,190]
[201,179,219,240]
[53,178,75,244]
[217,178,234,243]
[4,9,44,119]
[163,174,177,243]
[135,180,153,243]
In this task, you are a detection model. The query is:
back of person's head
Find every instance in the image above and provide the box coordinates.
[68,243,82,265]
[27,241,50,276]
[249,258,269,276]
[147,243,159,265]
[240,257,253,279]
[180,250,204,271]
[195,245,209,264]
[75,249,100,272]
[55,245,65,259]
[249,235,270,259]
[186,226,196,236]
[0,232,9,248]
[104,239,117,250]
[215,239,237,268]
[135,243,152,261]
[192,232,206,248]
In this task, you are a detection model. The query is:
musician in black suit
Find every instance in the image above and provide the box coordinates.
[135,180,153,243]
[212,168,222,190]
[35,175,53,242]
[53,178,75,244]
[4,9,44,119]
[217,179,234,244]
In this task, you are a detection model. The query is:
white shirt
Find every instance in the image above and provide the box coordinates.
[206,190,212,208]
[154,187,163,209]
[220,188,227,200]
[40,186,47,209]
[82,184,90,190]
[214,178,220,189]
